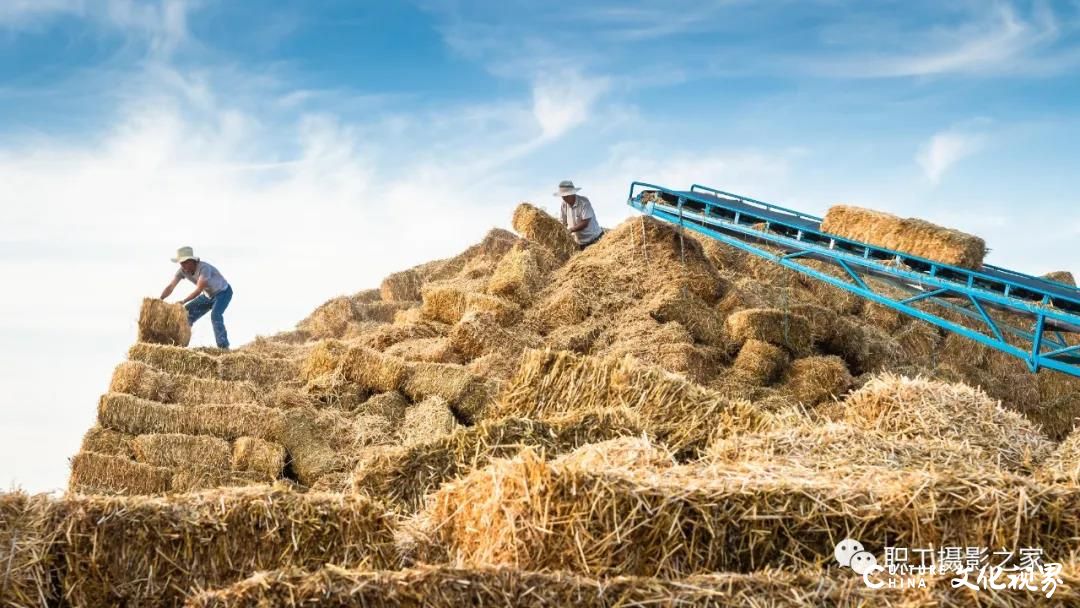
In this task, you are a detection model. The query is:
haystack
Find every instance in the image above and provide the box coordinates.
[0,492,61,607]
[1042,270,1076,287]
[131,433,231,469]
[128,342,218,378]
[486,242,554,306]
[448,311,540,360]
[401,396,460,446]
[648,288,726,346]
[820,205,986,269]
[352,409,645,513]
[494,349,768,453]
[402,361,498,423]
[231,437,287,479]
[732,339,789,385]
[511,202,578,262]
[422,448,1080,577]
[354,320,446,351]
[137,297,191,346]
[384,337,461,364]
[79,425,135,458]
[185,565,914,608]
[54,488,397,607]
[782,355,853,405]
[69,452,172,495]
[420,281,474,324]
[842,374,1053,472]
[170,468,270,492]
[98,393,286,442]
[725,308,812,356]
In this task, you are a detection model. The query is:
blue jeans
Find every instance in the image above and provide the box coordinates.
[186,285,233,349]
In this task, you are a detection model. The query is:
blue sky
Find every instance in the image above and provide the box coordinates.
[2,0,1080,492]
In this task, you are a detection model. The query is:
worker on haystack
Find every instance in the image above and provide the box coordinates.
[159,246,233,350]
[555,179,604,250]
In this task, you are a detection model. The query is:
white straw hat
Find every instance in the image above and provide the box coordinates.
[171,246,199,263]
[553,179,582,197]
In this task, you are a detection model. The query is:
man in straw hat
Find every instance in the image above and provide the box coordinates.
[160,247,233,349]
[555,179,604,250]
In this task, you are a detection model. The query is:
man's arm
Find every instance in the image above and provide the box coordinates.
[179,276,209,305]
[569,218,590,233]
[160,275,182,300]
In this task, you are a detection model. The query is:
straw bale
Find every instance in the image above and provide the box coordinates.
[555,436,674,471]
[402,361,498,423]
[356,391,409,422]
[820,317,901,374]
[109,361,258,405]
[384,337,461,364]
[529,284,590,332]
[448,312,540,360]
[420,281,477,325]
[463,292,522,326]
[423,449,1080,577]
[353,409,645,513]
[787,303,839,345]
[708,422,989,472]
[132,433,231,469]
[232,437,287,478]
[0,492,62,608]
[732,339,789,385]
[783,355,853,405]
[392,306,424,324]
[511,202,578,262]
[169,468,271,492]
[649,288,725,346]
[1036,430,1080,484]
[308,471,351,493]
[401,397,460,446]
[355,301,414,323]
[69,452,172,495]
[297,296,356,339]
[694,234,748,272]
[129,342,218,378]
[79,425,135,458]
[842,374,1052,473]
[894,321,941,368]
[1034,370,1080,440]
[356,320,445,351]
[821,205,987,269]
[340,346,408,392]
[1042,270,1076,286]
[137,297,191,346]
[380,268,424,301]
[55,488,397,607]
[300,339,348,382]
[796,259,865,315]
[494,349,768,453]
[281,407,393,485]
[725,308,812,356]
[486,243,551,306]
[98,393,286,442]
[217,352,301,386]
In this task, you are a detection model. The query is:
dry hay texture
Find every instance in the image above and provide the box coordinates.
[820,205,987,269]
[137,297,191,346]
[420,444,1080,579]
[510,202,578,262]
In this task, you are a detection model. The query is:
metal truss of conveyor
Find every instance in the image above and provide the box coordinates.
[627,181,1080,378]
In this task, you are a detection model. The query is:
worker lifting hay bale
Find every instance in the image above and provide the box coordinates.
[136,298,191,346]
[820,205,987,269]
[511,202,578,262]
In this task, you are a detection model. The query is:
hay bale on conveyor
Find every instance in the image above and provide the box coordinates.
[131,433,231,469]
[820,205,986,269]
[511,202,578,263]
[137,297,191,346]
[53,488,397,607]
[421,447,1080,577]
[69,452,172,495]
[1042,270,1076,287]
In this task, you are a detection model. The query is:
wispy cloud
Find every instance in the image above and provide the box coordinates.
[531,71,611,140]
[916,128,986,184]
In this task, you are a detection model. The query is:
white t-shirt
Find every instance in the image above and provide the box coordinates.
[560,195,603,245]
[175,261,230,297]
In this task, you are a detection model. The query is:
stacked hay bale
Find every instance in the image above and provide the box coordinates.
[136,298,191,346]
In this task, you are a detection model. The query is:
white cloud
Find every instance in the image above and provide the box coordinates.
[916,129,986,184]
[531,71,611,141]
[0,0,82,26]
